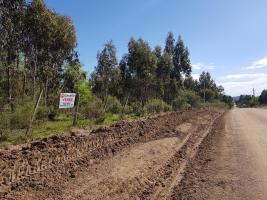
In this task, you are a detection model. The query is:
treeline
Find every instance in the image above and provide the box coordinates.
[0,0,81,110]
[91,33,233,112]
[0,0,233,143]
[236,90,267,107]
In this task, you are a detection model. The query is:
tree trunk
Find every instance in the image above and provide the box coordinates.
[7,65,12,104]
[44,76,48,107]
[16,53,19,69]
[103,88,108,112]
[33,54,37,100]
[23,55,27,98]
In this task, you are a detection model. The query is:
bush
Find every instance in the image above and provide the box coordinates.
[172,90,201,111]
[82,97,105,120]
[48,109,57,121]
[0,113,10,141]
[9,101,33,129]
[122,105,133,114]
[130,101,144,116]
[144,99,172,114]
[249,97,259,107]
[184,90,201,108]
[259,89,267,104]
[105,96,123,114]
[200,100,226,108]
[36,106,49,120]
[172,96,190,111]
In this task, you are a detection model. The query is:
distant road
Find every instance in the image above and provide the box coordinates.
[173,108,267,199]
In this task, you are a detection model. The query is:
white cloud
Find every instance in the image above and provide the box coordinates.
[222,73,267,80]
[243,57,267,70]
[219,73,267,96]
[191,74,200,80]
[192,63,216,70]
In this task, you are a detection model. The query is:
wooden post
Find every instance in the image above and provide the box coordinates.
[26,89,43,137]
[73,93,79,126]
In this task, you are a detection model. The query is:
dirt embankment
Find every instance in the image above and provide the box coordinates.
[0,109,224,200]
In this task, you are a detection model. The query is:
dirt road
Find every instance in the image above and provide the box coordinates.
[173,108,267,199]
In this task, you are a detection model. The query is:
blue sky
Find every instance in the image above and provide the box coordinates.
[45,0,267,96]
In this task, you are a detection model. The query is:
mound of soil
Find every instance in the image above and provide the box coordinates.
[0,109,224,200]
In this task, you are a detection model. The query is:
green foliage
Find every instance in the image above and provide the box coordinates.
[237,95,252,107]
[122,105,133,115]
[0,113,10,141]
[172,90,201,111]
[75,78,92,106]
[105,96,123,114]
[222,95,234,108]
[144,99,172,114]
[82,97,105,120]
[36,106,49,120]
[102,114,121,125]
[91,41,118,101]
[173,36,192,80]
[0,1,234,148]
[130,101,144,116]
[125,38,158,103]
[172,97,191,111]
[259,89,267,104]
[200,100,227,108]
[47,108,57,121]
[164,32,175,55]
[183,90,201,107]
[9,101,33,129]
[184,76,197,91]
[249,97,259,107]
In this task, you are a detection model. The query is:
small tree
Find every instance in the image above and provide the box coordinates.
[92,41,118,107]
[164,32,175,56]
[259,89,267,104]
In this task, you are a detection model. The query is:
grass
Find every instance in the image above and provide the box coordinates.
[0,113,142,148]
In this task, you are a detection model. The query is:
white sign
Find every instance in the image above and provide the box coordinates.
[59,93,76,109]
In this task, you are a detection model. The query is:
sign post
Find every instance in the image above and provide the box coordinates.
[59,93,76,109]
[59,93,79,126]
[72,93,79,126]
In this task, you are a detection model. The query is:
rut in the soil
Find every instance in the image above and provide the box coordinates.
[0,109,224,200]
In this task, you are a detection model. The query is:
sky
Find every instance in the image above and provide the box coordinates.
[45,0,267,96]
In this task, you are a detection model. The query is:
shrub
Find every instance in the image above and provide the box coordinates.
[184,90,201,108]
[200,100,226,108]
[259,89,267,104]
[122,105,133,114]
[172,90,201,111]
[130,101,144,116]
[105,96,123,114]
[48,109,57,121]
[0,113,10,141]
[172,96,190,111]
[144,99,172,114]
[36,106,49,120]
[82,97,105,119]
[9,101,33,129]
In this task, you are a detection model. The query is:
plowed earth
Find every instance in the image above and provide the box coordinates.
[0,109,224,200]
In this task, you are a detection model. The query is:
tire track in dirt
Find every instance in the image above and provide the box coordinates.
[0,109,224,200]
[139,112,224,200]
